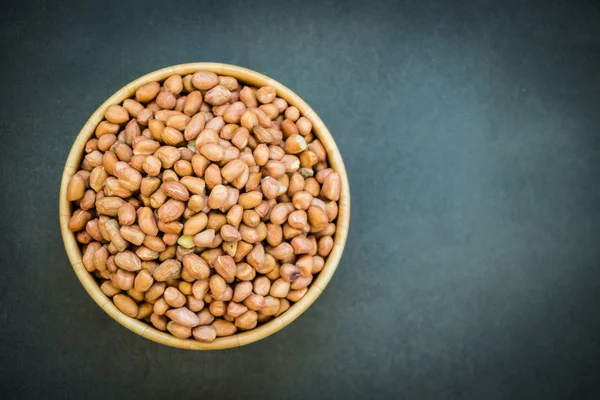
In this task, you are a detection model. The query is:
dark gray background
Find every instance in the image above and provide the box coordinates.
[1,0,600,398]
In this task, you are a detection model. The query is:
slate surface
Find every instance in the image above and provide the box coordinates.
[1,1,599,399]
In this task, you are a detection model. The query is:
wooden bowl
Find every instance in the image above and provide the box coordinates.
[59,63,350,349]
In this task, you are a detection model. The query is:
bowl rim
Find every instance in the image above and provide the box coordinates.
[59,62,350,350]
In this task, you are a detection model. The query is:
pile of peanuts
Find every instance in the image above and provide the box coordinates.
[66,70,341,342]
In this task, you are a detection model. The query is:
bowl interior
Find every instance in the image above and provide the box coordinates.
[59,63,350,349]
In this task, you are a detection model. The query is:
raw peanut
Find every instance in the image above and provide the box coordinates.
[284,134,307,154]
[148,119,165,141]
[291,192,313,212]
[266,223,283,247]
[161,170,179,183]
[123,99,144,117]
[155,109,182,122]
[187,296,205,312]
[222,241,237,257]
[230,163,249,189]
[160,181,189,201]
[93,246,108,272]
[113,294,138,318]
[67,174,86,201]
[232,281,253,303]
[114,143,133,163]
[298,167,314,179]
[183,213,208,236]
[114,268,135,290]
[193,229,215,247]
[166,307,200,327]
[243,294,265,311]
[283,223,305,240]
[261,296,280,316]
[155,146,181,169]
[239,87,258,108]
[211,319,237,336]
[235,310,258,330]
[95,121,119,138]
[68,209,91,232]
[296,117,312,136]
[145,282,166,302]
[223,101,246,124]
[182,254,210,280]
[156,91,176,109]
[272,97,288,113]
[231,127,249,150]
[213,255,236,283]
[174,160,192,177]
[315,168,333,184]
[245,172,261,192]
[117,226,144,248]
[183,91,203,116]
[105,105,129,124]
[226,204,243,227]
[127,288,145,302]
[159,245,177,261]
[167,321,192,339]
[288,209,308,229]
[287,287,307,302]
[253,276,271,296]
[220,159,245,182]
[161,126,184,146]
[263,160,286,178]
[153,259,182,281]
[284,106,300,121]
[250,107,272,128]
[307,205,328,231]
[209,300,226,316]
[304,177,320,196]
[204,85,231,106]
[270,278,290,298]
[238,191,263,209]
[140,177,160,198]
[322,171,341,201]
[117,203,136,226]
[176,235,194,249]
[269,203,294,225]
[281,119,299,137]
[256,86,276,104]
[202,304,222,325]
[296,254,313,277]
[239,224,258,243]
[255,200,271,219]
[166,113,190,131]
[279,156,299,175]
[157,199,185,222]
[207,184,228,209]
[164,287,186,308]
[204,164,222,189]
[307,139,326,162]
[133,138,160,155]
[101,280,121,297]
[163,74,183,94]
[220,224,241,241]
[259,103,279,119]
[142,155,162,177]
[178,176,205,195]
[240,109,259,131]
[253,126,282,144]
[136,303,153,319]
[260,176,280,200]
[86,221,105,242]
[158,220,183,234]
[226,302,248,318]
[275,298,291,317]
[137,207,159,236]
[216,76,238,91]
[235,262,256,281]
[76,231,92,244]
[291,275,313,290]
[192,71,218,90]
[136,82,160,103]
[193,325,217,342]
[209,274,227,300]
[253,144,269,166]
[242,210,260,229]
[114,250,142,271]
[151,313,168,330]
[318,236,334,257]
[190,280,209,302]
[291,236,317,255]
[134,270,154,292]
[280,264,301,282]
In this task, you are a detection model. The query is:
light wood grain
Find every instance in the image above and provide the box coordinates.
[59,63,351,350]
